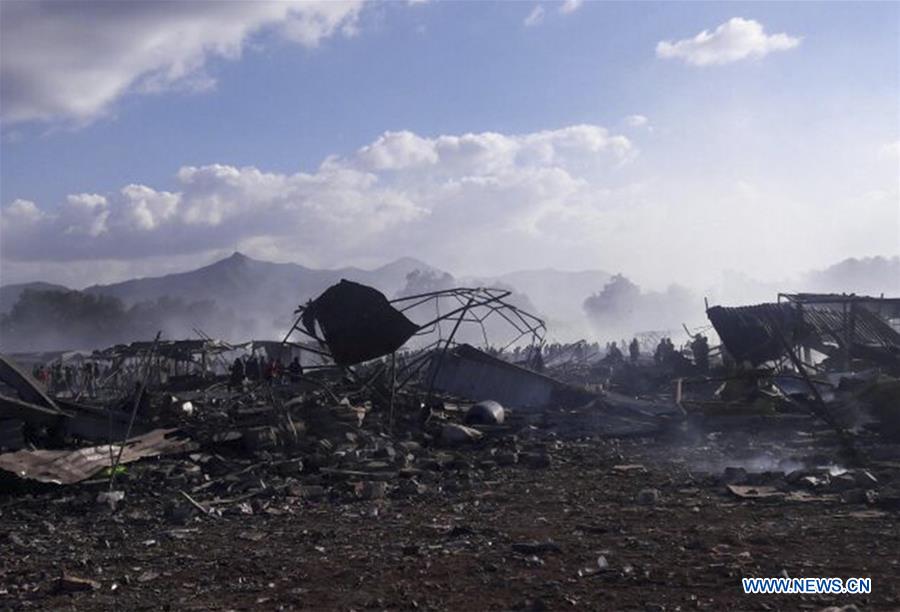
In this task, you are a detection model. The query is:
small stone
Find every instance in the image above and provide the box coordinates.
[354,481,387,500]
[96,490,125,511]
[164,500,195,524]
[722,467,748,484]
[637,488,660,506]
[397,479,427,497]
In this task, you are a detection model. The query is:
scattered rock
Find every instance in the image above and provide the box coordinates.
[722,466,748,484]
[637,488,660,506]
[96,490,125,511]
[440,423,484,445]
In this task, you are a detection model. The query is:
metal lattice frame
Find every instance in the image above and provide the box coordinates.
[281,286,546,391]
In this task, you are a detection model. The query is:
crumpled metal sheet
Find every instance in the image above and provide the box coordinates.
[302,280,419,366]
[0,353,61,412]
[706,303,798,365]
[0,428,196,485]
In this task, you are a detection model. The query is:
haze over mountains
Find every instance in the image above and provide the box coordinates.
[83,252,438,313]
[1,253,898,352]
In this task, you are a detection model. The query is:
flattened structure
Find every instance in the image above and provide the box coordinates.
[0,428,196,484]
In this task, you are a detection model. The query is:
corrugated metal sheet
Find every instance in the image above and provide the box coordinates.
[706,303,798,364]
[801,305,900,348]
[0,428,196,484]
[707,301,900,365]
[429,344,563,411]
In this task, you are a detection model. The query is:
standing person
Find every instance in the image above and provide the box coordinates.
[662,338,678,367]
[82,361,95,398]
[629,338,640,363]
[607,341,623,363]
[273,358,284,384]
[64,366,74,393]
[51,362,62,393]
[531,346,545,372]
[229,357,245,390]
[691,334,710,372]
[288,356,303,381]
[246,354,260,381]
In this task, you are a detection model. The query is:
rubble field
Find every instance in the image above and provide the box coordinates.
[2,285,900,611]
[2,417,898,611]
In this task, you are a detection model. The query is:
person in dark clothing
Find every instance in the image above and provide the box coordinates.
[629,338,640,363]
[691,334,710,372]
[288,357,303,381]
[246,355,261,381]
[607,341,624,362]
[273,358,284,383]
[229,357,245,390]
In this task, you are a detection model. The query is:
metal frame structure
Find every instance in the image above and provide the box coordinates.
[282,286,547,396]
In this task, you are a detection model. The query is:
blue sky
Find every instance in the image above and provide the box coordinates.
[1,1,897,289]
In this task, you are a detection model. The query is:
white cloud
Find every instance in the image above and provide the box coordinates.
[4,199,45,224]
[656,17,800,66]
[624,114,649,128]
[879,140,900,160]
[61,193,110,237]
[559,0,584,15]
[0,1,365,124]
[356,131,440,170]
[1,124,634,267]
[524,6,545,27]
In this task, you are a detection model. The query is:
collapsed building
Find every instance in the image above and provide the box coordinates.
[1,284,898,478]
[2,282,900,608]
[707,293,900,372]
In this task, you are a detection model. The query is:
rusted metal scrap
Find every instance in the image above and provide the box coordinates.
[0,428,196,485]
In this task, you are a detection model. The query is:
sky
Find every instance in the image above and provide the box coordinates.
[1,0,898,290]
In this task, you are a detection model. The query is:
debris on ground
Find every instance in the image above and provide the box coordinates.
[1,284,898,609]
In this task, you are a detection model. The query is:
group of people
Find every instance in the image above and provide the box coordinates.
[653,337,678,366]
[32,360,105,397]
[650,334,709,371]
[604,338,644,364]
[229,354,303,390]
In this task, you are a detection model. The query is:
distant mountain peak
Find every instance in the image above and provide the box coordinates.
[208,251,256,270]
[225,251,252,263]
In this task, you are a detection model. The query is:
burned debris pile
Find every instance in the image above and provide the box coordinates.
[2,284,899,609]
